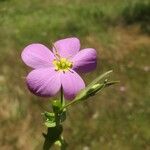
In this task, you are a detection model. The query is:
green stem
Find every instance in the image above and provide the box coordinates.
[60,87,64,106]
[59,87,67,150]
[61,98,79,110]
[43,125,63,150]
[43,88,68,150]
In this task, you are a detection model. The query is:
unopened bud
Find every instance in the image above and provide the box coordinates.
[87,83,104,96]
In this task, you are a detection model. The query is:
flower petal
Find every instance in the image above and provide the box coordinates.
[21,44,55,69]
[61,70,85,100]
[53,37,80,58]
[71,48,97,73]
[26,68,61,97]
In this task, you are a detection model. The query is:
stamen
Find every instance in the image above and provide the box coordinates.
[52,43,61,60]
[53,57,73,72]
[69,69,74,73]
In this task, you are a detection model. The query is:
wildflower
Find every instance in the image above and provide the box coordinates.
[21,37,97,100]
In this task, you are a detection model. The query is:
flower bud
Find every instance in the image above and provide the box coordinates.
[86,83,104,96]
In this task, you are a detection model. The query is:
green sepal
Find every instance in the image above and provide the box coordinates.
[86,80,119,97]
[87,83,105,96]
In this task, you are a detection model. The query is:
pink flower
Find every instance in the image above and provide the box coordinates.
[21,37,97,100]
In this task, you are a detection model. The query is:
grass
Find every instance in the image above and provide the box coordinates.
[0,0,150,149]
[122,1,150,34]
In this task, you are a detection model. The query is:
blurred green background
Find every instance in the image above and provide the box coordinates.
[0,0,150,149]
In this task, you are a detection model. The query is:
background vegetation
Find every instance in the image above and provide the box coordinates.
[0,0,150,149]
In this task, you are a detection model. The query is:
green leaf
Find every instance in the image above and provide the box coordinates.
[45,121,56,128]
[55,140,61,146]
[105,80,120,87]
[55,136,68,150]
[42,112,55,118]
[42,112,56,127]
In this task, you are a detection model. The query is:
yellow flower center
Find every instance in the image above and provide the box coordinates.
[53,58,73,72]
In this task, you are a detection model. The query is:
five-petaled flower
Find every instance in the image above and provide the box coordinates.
[21,37,97,100]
